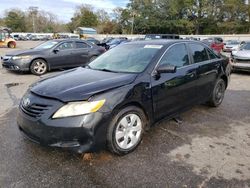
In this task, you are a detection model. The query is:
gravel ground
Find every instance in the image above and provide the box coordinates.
[0,41,250,188]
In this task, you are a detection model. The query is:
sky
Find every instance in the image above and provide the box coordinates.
[0,0,129,22]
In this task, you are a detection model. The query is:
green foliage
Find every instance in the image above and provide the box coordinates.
[70,5,98,29]
[5,9,26,32]
[1,1,250,34]
[118,0,250,34]
[2,8,68,33]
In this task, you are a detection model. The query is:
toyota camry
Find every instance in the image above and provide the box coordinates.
[17,40,231,155]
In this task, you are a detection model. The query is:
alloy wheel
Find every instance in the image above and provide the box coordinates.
[215,81,225,104]
[33,61,47,74]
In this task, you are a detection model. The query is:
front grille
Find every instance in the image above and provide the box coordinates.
[235,59,250,64]
[21,103,51,118]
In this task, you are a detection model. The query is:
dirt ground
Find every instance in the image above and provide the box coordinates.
[0,41,250,188]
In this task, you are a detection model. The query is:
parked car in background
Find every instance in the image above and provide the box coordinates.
[185,37,200,41]
[17,40,230,155]
[101,37,114,44]
[2,39,106,75]
[223,40,241,52]
[132,37,145,41]
[145,34,180,40]
[202,37,224,53]
[231,41,250,72]
[86,37,100,45]
[106,38,129,49]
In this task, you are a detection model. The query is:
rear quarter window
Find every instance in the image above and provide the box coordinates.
[75,42,91,49]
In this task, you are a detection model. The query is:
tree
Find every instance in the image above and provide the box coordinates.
[70,4,98,30]
[4,9,26,32]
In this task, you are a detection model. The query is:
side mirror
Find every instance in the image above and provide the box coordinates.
[157,64,177,74]
[53,49,59,53]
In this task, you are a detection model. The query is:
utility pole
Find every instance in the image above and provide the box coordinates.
[29,6,38,33]
[131,12,135,35]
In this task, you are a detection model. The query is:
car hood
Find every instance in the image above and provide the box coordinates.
[6,49,46,56]
[225,44,239,48]
[31,67,137,102]
[233,50,250,59]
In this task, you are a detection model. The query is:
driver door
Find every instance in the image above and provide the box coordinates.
[151,43,199,121]
[48,42,76,69]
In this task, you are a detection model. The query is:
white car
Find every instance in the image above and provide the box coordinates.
[231,42,250,72]
[223,40,241,52]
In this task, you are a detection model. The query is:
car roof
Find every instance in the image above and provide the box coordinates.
[127,39,203,46]
[51,39,83,42]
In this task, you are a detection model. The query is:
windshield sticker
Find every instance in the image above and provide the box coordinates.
[144,45,163,49]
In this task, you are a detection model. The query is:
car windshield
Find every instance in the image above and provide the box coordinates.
[88,44,162,73]
[34,41,59,49]
[227,41,240,45]
[240,43,250,50]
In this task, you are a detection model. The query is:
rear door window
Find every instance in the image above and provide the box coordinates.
[207,49,218,59]
[189,43,209,63]
[159,43,190,68]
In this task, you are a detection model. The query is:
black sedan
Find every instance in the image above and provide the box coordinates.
[17,40,231,155]
[2,39,105,75]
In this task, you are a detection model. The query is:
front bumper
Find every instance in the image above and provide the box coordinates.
[232,59,250,72]
[17,92,111,153]
[223,48,233,52]
[1,56,31,71]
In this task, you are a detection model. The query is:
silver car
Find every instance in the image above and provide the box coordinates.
[223,40,240,52]
[231,42,250,72]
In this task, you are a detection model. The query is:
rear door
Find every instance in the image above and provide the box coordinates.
[73,41,91,66]
[188,43,220,102]
[151,43,199,120]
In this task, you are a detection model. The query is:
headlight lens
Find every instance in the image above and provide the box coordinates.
[12,55,31,60]
[52,100,105,119]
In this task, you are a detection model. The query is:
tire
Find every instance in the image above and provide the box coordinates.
[8,42,16,48]
[107,106,146,155]
[207,79,226,107]
[89,56,97,62]
[30,59,48,76]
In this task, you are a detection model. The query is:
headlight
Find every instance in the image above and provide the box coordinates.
[52,100,105,119]
[12,55,31,60]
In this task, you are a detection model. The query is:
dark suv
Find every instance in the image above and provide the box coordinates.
[17,40,231,155]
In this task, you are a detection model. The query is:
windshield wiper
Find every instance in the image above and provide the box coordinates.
[98,68,118,73]
[86,67,119,73]
[84,64,91,69]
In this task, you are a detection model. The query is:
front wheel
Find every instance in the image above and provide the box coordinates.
[107,106,146,155]
[30,59,48,75]
[89,56,97,62]
[207,79,226,107]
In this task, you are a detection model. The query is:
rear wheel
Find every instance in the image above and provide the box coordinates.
[8,42,16,48]
[107,106,146,155]
[30,59,48,75]
[207,79,226,107]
